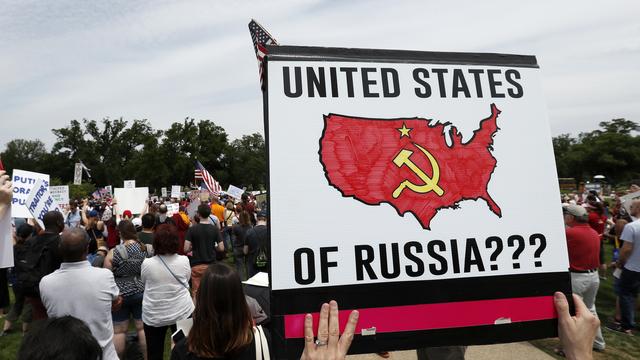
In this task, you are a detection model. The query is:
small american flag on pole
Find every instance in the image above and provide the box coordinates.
[194,160,222,196]
[249,19,278,89]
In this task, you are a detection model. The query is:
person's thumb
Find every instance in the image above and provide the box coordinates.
[554,292,570,322]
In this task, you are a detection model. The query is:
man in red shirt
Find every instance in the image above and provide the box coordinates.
[563,204,605,351]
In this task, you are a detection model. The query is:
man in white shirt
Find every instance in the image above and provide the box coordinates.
[39,228,121,360]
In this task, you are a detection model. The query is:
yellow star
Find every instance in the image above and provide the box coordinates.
[397,123,412,138]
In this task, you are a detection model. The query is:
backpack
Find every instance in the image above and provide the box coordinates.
[17,235,60,297]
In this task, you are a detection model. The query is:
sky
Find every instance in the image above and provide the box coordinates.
[1,0,639,149]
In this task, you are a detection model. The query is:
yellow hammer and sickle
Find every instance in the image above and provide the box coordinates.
[392,143,445,198]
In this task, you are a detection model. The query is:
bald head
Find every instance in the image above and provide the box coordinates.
[60,228,89,262]
[631,199,640,218]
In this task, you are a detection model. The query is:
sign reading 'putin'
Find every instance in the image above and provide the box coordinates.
[263,46,570,358]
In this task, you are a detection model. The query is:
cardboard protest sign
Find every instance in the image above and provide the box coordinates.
[620,190,640,214]
[171,185,181,199]
[25,179,62,228]
[49,185,69,208]
[161,187,167,198]
[11,170,50,218]
[166,203,179,217]
[264,46,570,357]
[186,198,200,219]
[114,187,148,216]
[199,190,210,202]
[226,184,245,199]
[188,190,200,201]
[124,180,136,189]
[73,163,82,185]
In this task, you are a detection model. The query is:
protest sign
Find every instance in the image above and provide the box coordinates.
[161,187,167,198]
[226,184,245,199]
[171,185,181,199]
[11,169,50,218]
[188,190,200,201]
[105,185,113,197]
[264,46,570,357]
[199,190,210,202]
[49,185,69,208]
[114,187,148,216]
[620,190,640,214]
[166,203,179,217]
[124,180,136,189]
[186,198,200,219]
[25,179,62,228]
[73,163,82,185]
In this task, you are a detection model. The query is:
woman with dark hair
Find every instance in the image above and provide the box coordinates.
[171,263,362,360]
[171,263,264,359]
[232,211,253,280]
[142,224,194,360]
[104,220,149,359]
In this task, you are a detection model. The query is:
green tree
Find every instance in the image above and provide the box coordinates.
[0,139,48,173]
[225,133,266,190]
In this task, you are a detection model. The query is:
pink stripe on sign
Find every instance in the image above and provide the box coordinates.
[284,296,556,339]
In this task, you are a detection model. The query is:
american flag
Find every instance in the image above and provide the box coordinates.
[194,160,222,196]
[248,19,278,88]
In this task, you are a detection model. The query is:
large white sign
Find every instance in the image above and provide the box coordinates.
[11,169,50,218]
[114,187,148,216]
[265,47,569,352]
[171,185,181,199]
[49,185,70,208]
[25,178,62,228]
[226,184,245,199]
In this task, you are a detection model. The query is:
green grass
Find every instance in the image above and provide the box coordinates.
[531,242,640,360]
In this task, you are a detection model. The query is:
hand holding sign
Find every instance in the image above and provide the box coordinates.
[301,301,359,360]
[0,171,13,218]
[554,292,599,360]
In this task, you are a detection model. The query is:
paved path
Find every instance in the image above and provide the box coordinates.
[347,342,554,360]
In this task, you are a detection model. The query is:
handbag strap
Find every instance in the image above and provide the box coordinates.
[157,255,189,290]
[253,325,270,360]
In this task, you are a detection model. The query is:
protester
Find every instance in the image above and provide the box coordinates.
[1,223,34,336]
[170,263,265,359]
[20,211,65,321]
[222,200,237,249]
[210,196,226,226]
[561,204,605,352]
[138,213,156,246]
[607,199,640,335]
[184,204,224,298]
[17,316,103,360]
[64,200,82,228]
[104,220,149,358]
[232,211,253,280]
[82,200,106,254]
[240,193,256,226]
[172,206,191,255]
[142,224,194,360]
[246,210,269,277]
[39,227,120,360]
[586,201,608,278]
[156,204,174,226]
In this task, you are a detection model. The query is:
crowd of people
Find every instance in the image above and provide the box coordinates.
[561,187,640,352]
[0,169,624,360]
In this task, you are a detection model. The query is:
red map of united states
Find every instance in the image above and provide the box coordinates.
[319,104,502,229]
